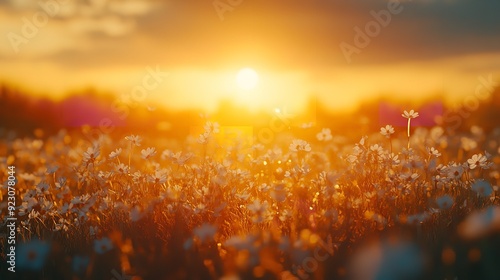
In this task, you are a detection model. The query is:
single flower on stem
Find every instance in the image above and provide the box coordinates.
[380,125,395,138]
[380,124,395,153]
[402,110,419,149]
[467,153,491,169]
[427,147,441,158]
[125,134,142,166]
[109,148,122,164]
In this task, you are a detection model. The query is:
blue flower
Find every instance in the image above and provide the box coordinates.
[193,223,217,242]
[472,180,492,197]
[436,195,454,210]
[94,237,113,254]
[17,240,50,271]
[377,241,423,280]
[350,238,424,280]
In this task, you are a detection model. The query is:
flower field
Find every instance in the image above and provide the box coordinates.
[1,110,500,280]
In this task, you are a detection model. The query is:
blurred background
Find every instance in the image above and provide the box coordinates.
[1,0,499,137]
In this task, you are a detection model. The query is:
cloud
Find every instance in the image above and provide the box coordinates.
[68,15,136,37]
[2,0,499,68]
[108,0,159,16]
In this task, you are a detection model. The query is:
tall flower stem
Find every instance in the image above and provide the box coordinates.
[129,143,133,168]
[402,110,418,149]
[407,118,411,149]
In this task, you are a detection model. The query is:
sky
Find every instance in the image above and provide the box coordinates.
[1,0,499,112]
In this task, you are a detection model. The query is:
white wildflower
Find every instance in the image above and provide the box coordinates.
[125,135,142,146]
[109,148,122,159]
[316,128,332,141]
[141,147,157,160]
[380,125,395,138]
[289,139,311,152]
[402,110,419,119]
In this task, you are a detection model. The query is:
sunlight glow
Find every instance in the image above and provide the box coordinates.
[236,68,259,90]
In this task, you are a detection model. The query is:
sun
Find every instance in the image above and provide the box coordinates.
[236,68,259,90]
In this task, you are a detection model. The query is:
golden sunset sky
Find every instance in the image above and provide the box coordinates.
[1,0,499,112]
